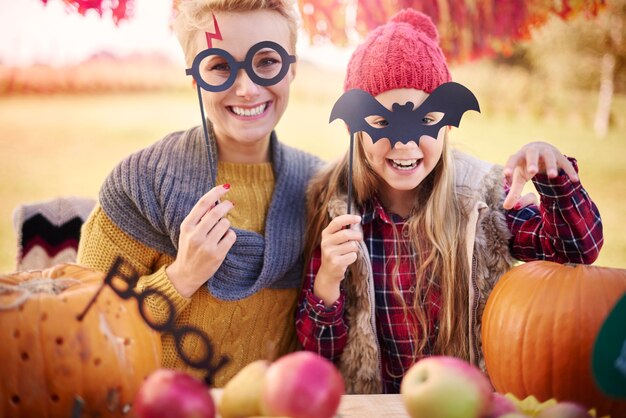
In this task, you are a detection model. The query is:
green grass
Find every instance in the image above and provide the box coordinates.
[0,63,624,273]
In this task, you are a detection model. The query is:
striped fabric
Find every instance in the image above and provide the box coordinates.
[12,196,95,271]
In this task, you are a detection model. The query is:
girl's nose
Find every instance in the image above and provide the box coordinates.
[393,140,418,149]
[234,70,260,99]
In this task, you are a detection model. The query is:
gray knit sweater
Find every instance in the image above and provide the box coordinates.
[100,125,321,300]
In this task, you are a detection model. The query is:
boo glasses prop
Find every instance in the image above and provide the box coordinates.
[78,256,228,386]
[186,41,296,92]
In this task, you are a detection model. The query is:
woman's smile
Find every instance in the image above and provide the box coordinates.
[228,101,271,120]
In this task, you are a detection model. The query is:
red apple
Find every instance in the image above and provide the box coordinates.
[536,402,592,418]
[134,368,215,418]
[261,351,345,418]
[401,356,493,418]
[483,392,518,417]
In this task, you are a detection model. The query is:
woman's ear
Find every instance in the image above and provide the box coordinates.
[289,61,297,82]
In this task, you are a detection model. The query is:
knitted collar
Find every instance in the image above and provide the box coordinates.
[100,124,319,300]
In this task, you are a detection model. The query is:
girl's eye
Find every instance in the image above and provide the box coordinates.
[365,115,389,128]
[422,112,444,125]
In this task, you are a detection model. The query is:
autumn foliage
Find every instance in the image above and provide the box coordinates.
[297,0,605,61]
[39,0,604,63]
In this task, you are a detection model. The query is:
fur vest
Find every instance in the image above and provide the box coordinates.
[323,151,516,394]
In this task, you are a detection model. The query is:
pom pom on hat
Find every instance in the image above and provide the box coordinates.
[344,8,451,96]
[390,8,439,42]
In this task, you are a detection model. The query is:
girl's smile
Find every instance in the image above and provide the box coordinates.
[387,157,422,172]
[361,89,444,198]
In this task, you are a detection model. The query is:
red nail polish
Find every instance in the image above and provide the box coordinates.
[223,183,231,190]
[514,203,521,210]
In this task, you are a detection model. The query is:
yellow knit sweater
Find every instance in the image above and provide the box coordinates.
[77,161,299,386]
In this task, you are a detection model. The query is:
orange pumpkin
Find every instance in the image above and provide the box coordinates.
[0,264,162,418]
[482,261,626,418]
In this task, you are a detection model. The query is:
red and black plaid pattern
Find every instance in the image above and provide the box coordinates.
[297,157,603,393]
[505,158,603,263]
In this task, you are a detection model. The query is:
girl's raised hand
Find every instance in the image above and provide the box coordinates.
[502,141,579,210]
[166,184,236,297]
[314,214,362,307]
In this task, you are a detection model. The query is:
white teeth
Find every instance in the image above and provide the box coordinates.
[391,159,418,170]
[231,103,267,117]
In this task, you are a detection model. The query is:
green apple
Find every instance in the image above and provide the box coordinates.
[401,356,493,418]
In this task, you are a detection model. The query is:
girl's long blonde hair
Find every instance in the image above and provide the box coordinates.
[304,132,470,363]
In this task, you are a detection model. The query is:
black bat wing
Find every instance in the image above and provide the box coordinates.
[417,82,480,128]
[329,89,394,141]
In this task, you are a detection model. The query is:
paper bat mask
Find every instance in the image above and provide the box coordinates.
[329,82,480,146]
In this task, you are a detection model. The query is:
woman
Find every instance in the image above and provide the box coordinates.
[78,0,321,386]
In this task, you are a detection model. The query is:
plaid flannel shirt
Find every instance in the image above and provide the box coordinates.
[296,158,603,393]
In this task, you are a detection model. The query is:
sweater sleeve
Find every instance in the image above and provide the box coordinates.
[77,205,192,317]
[505,157,603,264]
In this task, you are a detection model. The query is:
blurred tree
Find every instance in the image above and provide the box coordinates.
[41,0,603,62]
[524,0,625,136]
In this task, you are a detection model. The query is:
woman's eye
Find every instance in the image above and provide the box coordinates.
[375,119,389,127]
[258,58,280,67]
[421,117,434,124]
[210,63,230,72]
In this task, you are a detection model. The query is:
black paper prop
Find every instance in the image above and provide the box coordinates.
[329,81,480,214]
[77,256,228,386]
[186,41,296,93]
[185,14,297,187]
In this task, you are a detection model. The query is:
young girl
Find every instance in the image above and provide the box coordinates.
[78,0,321,386]
[295,9,603,394]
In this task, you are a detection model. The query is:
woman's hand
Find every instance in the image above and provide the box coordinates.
[503,141,579,210]
[166,184,236,297]
[314,214,362,307]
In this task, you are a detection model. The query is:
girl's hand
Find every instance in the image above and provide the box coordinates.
[166,184,236,297]
[503,141,579,210]
[314,214,362,307]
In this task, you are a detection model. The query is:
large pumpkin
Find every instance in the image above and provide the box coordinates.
[482,261,626,417]
[0,264,162,418]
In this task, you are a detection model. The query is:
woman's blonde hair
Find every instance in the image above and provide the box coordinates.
[173,0,299,67]
[305,132,470,364]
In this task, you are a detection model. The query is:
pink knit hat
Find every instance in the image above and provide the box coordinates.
[344,9,451,96]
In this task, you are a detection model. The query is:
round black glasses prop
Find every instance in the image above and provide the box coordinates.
[186,41,296,92]
[77,256,228,385]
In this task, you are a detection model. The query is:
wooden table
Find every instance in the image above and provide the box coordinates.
[212,390,409,417]
[336,394,409,417]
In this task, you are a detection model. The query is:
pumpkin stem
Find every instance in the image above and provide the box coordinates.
[0,278,79,310]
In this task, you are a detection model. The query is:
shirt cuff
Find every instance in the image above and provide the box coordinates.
[137,264,191,316]
[304,289,345,325]
[532,156,581,202]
